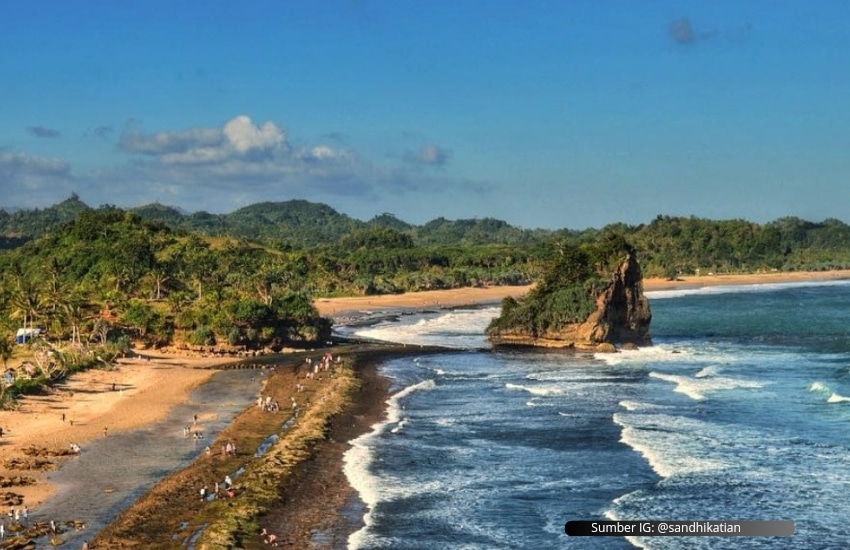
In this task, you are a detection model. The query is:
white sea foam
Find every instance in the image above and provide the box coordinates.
[827,393,850,404]
[645,278,850,300]
[613,412,730,479]
[505,382,564,396]
[649,371,763,401]
[594,344,687,366]
[352,307,498,349]
[695,365,721,378]
[345,379,436,548]
[618,400,662,412]
[810,381,831,393]
[390,418,409,433]
[603,507,651,550]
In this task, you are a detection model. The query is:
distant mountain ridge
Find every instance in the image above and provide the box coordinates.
[0,196,547,249]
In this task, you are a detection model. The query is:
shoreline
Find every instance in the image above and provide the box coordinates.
[3,268,850,546]
[0,352,240,510]
[314,269,850,320]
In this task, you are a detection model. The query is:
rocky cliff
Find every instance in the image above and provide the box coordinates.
[486,245,652,351]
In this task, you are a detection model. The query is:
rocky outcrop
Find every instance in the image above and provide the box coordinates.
[487,249,652,351]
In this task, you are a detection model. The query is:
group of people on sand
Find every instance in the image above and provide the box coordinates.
[256,394,281,413]
[304,353,339,381]
[199,473,236,502]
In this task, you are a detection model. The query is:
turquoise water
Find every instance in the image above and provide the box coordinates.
[344,280,850,549]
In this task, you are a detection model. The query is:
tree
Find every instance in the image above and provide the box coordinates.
[10,283,43,330]
[62,298,87,345]
[0,335,13,369]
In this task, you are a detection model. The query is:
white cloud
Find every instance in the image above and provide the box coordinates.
[121,115,288,166]
[3,116,491,213]
[223,115,284,154]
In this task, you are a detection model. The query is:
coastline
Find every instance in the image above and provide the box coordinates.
[314,269,850,320]
[4,268,850,547]
[0,352,239,509]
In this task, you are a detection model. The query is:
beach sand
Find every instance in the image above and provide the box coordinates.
[3,268,850,546]
[0,352,238,509]
[314,269,850,318]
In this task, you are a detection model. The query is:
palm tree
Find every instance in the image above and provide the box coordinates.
[146,266,171,301]
[10,283,43,330]
[62,299,87,346]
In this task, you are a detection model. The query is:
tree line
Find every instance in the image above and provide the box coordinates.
[3,202,850,362]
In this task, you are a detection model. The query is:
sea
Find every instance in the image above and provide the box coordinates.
[339,280,850,549]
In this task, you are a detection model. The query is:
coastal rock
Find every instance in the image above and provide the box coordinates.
[487,245,652,351]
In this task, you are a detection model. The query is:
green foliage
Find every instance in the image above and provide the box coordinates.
[5,199,850,358]
[487,239,625,337]
[189,326,216,346]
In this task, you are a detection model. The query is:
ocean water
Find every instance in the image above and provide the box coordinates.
[342,280,850,549]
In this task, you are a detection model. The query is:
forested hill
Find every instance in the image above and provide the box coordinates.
[0,196,545,249]
[4,196,850,278]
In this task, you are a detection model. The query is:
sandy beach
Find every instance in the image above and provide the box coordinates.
[314,269,850,318]
[2,268,850,546]
[0,352,239,509]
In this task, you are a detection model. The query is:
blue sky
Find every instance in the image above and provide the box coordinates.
[2,2,849,230]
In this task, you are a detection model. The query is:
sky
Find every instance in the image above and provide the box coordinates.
[2,1,849,230]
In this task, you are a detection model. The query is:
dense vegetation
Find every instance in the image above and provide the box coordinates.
[0,209,332,363]
[486,234,633,337]
[3,196,850,364]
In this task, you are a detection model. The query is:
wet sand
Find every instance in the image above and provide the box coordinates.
[0,352,239,507]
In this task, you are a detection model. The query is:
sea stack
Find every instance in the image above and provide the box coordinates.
[486,237,652,351]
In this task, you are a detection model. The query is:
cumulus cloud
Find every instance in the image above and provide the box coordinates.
[403,144,451,167]
[0,115,488,213]
[119,115,287,165]
[119,121,222,156]
[28,126,61,138]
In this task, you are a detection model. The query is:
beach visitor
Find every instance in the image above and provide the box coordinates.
[200,485,207,501]
[1,522,4,539]
[50,519,57,533]
[82,541,89,550]
[103,427,108,437]
[224,474,233,490]
[22,506,27,523]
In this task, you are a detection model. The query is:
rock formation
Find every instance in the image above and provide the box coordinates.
[487,243,652,351]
